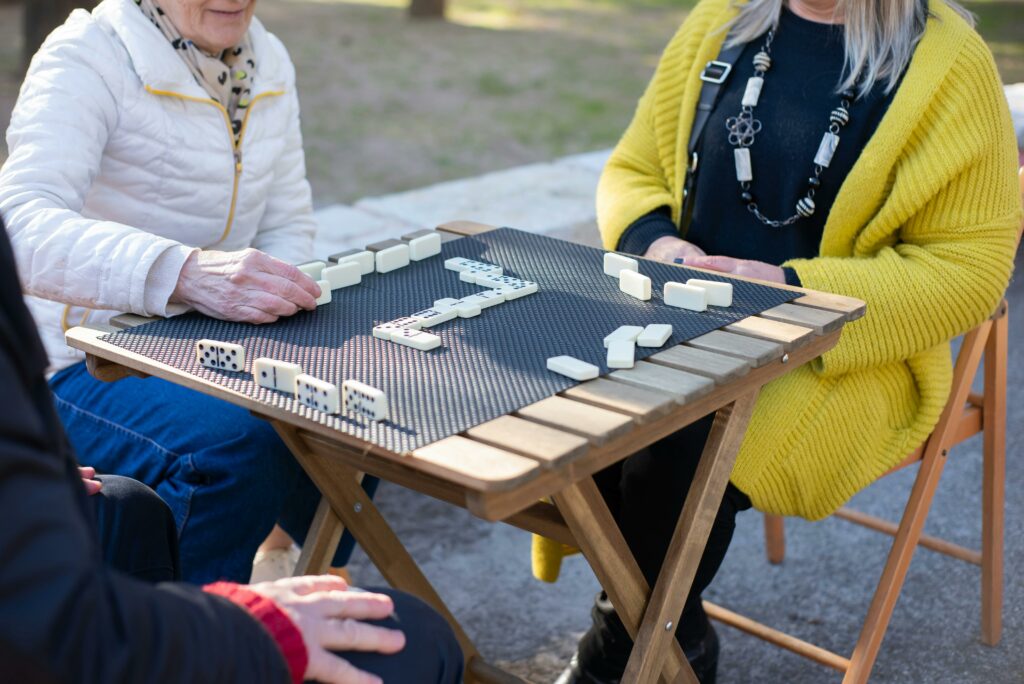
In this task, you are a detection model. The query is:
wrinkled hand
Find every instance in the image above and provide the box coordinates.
[171,249,320,324]
[249,575,405,684]
[79,466,102,495]
[644,236,706,263]
[682,255,786,284]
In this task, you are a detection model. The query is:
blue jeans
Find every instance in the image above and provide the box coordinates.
[51,361,378,584]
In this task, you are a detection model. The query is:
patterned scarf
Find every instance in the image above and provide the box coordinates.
[135,0,256,140]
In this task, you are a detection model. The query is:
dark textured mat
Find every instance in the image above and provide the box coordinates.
[102,228,798,453]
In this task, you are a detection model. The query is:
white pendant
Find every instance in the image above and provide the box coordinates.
[814,132,840,168]
[741,77,764,107]
[734,147,753,182]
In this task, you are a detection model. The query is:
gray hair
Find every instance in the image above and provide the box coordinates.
[724,0,975,97]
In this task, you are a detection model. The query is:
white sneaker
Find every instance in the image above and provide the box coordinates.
[249,544,301,583]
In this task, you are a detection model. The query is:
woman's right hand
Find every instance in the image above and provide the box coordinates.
[170,249,320,324]
[249,575,405,684]
[644,236,707,264]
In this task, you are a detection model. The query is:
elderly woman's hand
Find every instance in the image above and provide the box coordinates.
[644,236,707,263]
[683,255,786,284]
[171,249,321,324]
[249,575,406,684]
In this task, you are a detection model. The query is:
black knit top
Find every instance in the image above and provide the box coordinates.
[617,7,900,284]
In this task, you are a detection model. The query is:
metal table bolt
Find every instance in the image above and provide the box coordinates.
[354,503,363,513]
[664,620,673,631]
[782,353,790,364]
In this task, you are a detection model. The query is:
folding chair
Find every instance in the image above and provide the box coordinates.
[702,167,1023,683]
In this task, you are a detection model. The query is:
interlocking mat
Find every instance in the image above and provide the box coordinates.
[103,228,798,453]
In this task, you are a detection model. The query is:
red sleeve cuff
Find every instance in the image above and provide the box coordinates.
[204,582,308,684]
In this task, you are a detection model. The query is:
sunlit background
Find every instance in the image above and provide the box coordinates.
[2,0,1021,207]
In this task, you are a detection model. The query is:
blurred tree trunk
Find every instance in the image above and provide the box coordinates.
[408,0,445,20]
[23,0,96,68]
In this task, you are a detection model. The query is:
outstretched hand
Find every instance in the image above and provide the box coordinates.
[249,575,406,684]
[644,236,707,263]
[682,255,786,284]
[171,249,321,324]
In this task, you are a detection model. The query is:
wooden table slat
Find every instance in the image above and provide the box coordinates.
[724,315,816,349]
[646,344,751,383]
[516,396,635,445]
[793,292,867,320]
[760,302,847,334]
[410,436,541,490]
[610,361,714,404]
[686,330,785,367]
[465,415,589,467]
[562,377,676,423]
[108,313,158,330]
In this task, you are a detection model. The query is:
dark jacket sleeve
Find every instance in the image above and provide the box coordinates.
[0,228,291,683]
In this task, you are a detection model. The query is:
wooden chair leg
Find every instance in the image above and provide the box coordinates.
[294,496,344,576]
[981,302,1007,646]
[843,322,991,684]
[764,514,785,565]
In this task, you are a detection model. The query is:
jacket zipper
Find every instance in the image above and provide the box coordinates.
[144,86,284,246]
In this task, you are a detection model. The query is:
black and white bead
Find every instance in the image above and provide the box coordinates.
[752,50,772,71]
[796,196,816,218]
[829,107,849,127]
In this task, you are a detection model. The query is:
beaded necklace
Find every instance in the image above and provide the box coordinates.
[725,29,854,227]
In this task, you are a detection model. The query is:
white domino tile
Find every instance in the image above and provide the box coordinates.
[294,373,340,414]
[477,274,539,300]
[328,249,375,275]
[410,307,458,328]
[375,244,411,273]
[391,328,442,351]
[322,262,361,290]
[546,355,600,381]
[196,339,245,372]
[637,324,673,348]
[372,317,424,340]
[607,339,636,369]
[460,269,493,285]
[444,257,476,272]
[444,258,502,276]
[253,358,303,392]
[686,279,733,307]
[619,270,652,301]
[453,300,482,318]
[603,325,644,348]
[604,253,639,277]
[406,233,442,261]
[342,379,389,421]
[664,282,708,311]
[314,280,332,305]
[461,289,506,309]
[297,261,326,280]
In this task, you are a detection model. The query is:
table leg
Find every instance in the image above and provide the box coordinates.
[271,422,505,682]
[554,479,695,684]
[623,389,760,684]
[294,496,345,576]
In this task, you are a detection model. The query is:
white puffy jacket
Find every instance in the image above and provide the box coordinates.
[0,0,315,372]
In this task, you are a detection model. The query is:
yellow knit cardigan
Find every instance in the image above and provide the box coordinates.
[533,0,1020,582]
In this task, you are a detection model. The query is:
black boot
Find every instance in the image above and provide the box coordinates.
[554,592,720,684]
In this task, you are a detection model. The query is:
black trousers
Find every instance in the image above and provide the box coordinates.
[91,475,464,682]
[576,414,752,677]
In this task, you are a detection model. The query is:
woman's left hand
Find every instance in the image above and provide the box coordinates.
[79,466,102,496]
[683,255,786,284]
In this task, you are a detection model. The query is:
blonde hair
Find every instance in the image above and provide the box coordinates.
[725,0,975,97]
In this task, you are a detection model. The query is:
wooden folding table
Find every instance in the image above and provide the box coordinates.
[67,221,864,684]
